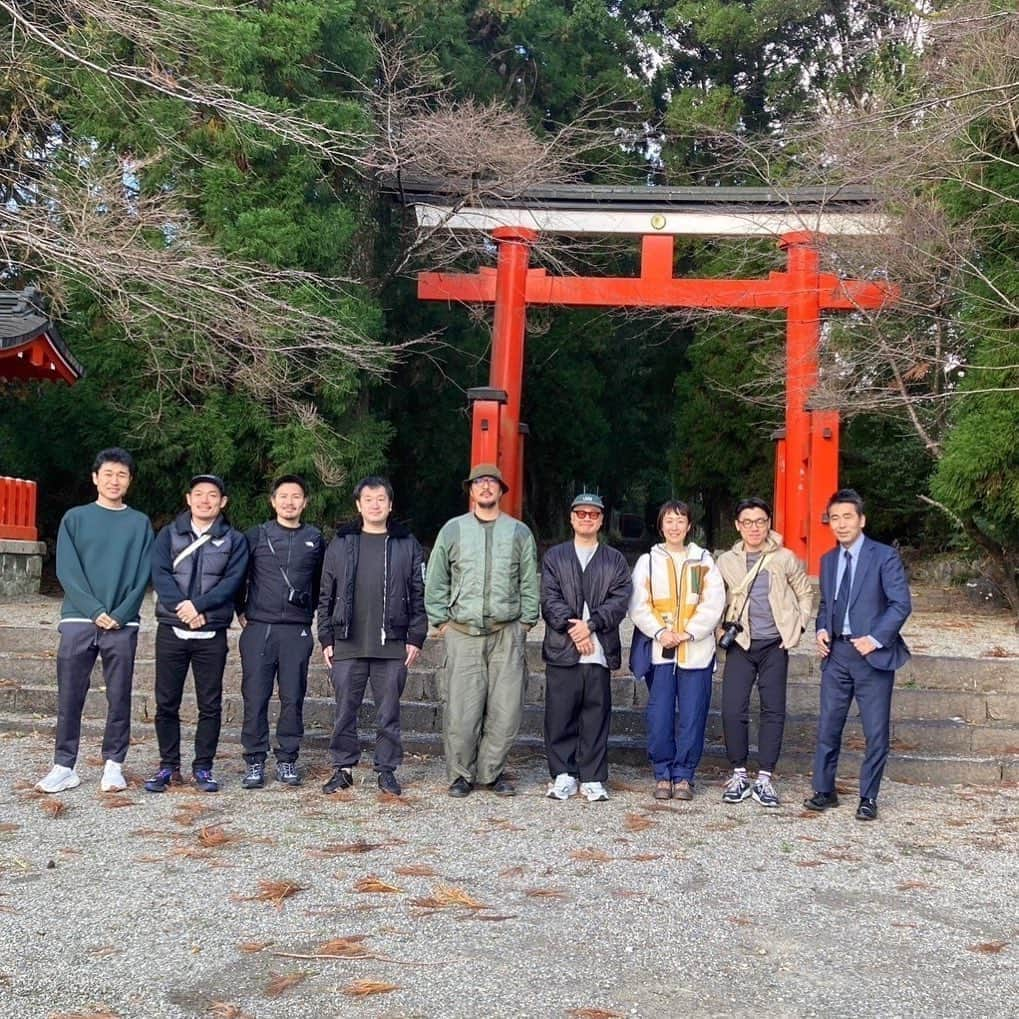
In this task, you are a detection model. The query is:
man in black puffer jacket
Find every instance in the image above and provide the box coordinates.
[147,474,249,793]
[541,493,631,803]
[317,476,427,797]
[237,475,324,790]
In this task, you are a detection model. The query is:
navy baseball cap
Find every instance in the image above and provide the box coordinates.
[189,474,227,495]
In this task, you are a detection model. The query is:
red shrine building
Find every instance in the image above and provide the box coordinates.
[0,288,83,594]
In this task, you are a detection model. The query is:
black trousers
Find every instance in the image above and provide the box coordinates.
[55,622,138,768]
[330,657,407,772]
[543,663,611,782]
[153,624,229,771]
[239,622,313,764]
[721,638,788,773]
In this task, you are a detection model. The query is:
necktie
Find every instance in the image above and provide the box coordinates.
[832,549,853,637]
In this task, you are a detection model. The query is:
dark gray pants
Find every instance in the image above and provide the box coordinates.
[55,622,139,768]
[329,657,407,772]
[544,663,611,782]
[240,622,313,764]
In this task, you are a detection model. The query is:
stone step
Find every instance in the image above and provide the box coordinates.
[1,710,1012,787]
[4,653,1017,724]
[6,681,1019,761]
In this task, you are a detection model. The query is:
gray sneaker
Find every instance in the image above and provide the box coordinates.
[275,761,302,786]
[752,776,780,808]
[241,761,265,789]
[722,772,752,804]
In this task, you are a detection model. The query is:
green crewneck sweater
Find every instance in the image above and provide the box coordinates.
[56,502,155,625]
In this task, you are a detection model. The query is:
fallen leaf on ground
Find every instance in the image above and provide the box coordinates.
[48,1011,120,1018]
[237,941,273,953]
[499,865,526,878]
[40,799,67,818]
[0,823,20,833]
[341,979,398,997]
[395,863,437,877]
[209,1003,252,1018]
[728,916,753,926]
[100,795,135,809]
[308,840,384,857]
[316,936,371,957]
[197,826,237,848]
[524,887,570,900]
[264,972,308,997]
[623,813,653,832]
[968,941,1008,954]
[567,1009,624,1019]
[570,848,612,863]
[241,879,306,909]
[353,875,402,894]
[795,860,825,868]
[627,853,663,862]
[897,880,933,891]
[411,885,488,910]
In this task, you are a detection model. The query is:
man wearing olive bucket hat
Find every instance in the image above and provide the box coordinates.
[425,464,539,798]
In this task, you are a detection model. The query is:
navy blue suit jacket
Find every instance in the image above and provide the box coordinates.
[815,535,911,672]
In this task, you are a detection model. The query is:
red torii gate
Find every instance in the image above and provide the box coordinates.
[410,188,896,576]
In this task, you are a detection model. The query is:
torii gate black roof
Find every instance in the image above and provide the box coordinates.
[388,175,882,211]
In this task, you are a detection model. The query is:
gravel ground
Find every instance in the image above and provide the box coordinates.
[1,730,1016,1019]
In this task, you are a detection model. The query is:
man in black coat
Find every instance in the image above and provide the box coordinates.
[540,493,631,802]
[317,476,427,797]
[147,474,249,793]
[237,475,324,789]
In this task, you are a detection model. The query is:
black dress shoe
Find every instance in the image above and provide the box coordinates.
[855,797,878,821]
[448,776,473,798]
[803,790,839,811]
[322,767,353,794]
[491,773,516,797]
[377,770,402,796]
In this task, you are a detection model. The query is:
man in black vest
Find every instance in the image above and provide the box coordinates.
[317,476,427,797]
[237,475,324,789]
[146,474,248,793]
[540,493,631,802]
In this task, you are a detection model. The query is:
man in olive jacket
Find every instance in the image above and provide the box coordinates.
[540,493,631,803]
[424,464,539,798]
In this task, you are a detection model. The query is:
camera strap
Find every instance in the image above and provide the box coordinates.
[261,527,296,594]
[728,552,773,626]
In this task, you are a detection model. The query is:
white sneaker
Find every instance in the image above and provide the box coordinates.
[36,765,81,794]
[100,760,127,792]
[546,773,579,800]
[580,781,609,802]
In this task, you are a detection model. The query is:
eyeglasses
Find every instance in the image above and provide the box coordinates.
[737,518,770,529]
[572,509,602,520]
[471,476,499,487]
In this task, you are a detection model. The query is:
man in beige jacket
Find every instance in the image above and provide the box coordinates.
[715,497,813,808]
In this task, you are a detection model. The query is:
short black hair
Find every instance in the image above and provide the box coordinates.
[656,499,692,534]
[353,475,394,502]
[271,474,308,496]
[734,497,772,521]
[92,447,136,478]
[827,488,865,515]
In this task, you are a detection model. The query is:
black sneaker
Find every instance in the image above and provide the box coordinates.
[803,790,839,812]
[855,797,878,821]
[448,776,473,798]
[276,761,302,786]
[144,767,183,793]
[192,768,219,793]
[241,762,265,789]
[722,772,752,804]
[322,767,353,794]
[377,770,402,796]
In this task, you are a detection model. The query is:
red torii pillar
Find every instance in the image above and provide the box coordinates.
[419,228,896,576]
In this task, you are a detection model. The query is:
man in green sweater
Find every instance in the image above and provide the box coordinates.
[36,448,154,794]
[424,464,539,798]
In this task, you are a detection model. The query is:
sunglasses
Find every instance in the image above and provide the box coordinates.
[573,509,602,520]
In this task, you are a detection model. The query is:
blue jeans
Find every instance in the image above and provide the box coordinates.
[646,660,714,782]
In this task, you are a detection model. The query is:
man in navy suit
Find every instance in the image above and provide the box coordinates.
[804,489,911,821]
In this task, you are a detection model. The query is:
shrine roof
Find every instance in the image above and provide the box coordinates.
[0,288,84,383]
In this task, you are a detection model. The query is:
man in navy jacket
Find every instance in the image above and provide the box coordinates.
[805,489,911,821]
[146,474,248,793]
